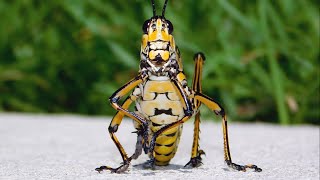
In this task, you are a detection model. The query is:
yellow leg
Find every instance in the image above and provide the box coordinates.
[109,76,145,125]
[194,92,262,172]
[96,75,147,173]
[185,53,206,167]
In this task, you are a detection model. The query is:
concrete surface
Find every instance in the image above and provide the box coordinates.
[0,113,319,180]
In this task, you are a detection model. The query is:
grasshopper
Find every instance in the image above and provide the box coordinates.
[96,0,262,173]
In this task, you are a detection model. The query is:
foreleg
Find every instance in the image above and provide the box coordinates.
[96,76,147,173]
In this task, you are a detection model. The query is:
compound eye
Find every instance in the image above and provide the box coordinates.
[166,20,173,34]
[142,19,150,34]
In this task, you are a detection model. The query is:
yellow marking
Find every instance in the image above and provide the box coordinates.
[167,92,179,101]
[151,125,180,135]
[144,80,176,94]
[170,35,175,50]
[155,142,176,152]
[160,31,170,41]
[161,51,170,61]
[155,146,176,157]
[153,127,182,165]
[149,30,157,41]
[149,50,157,60]
[150,114,178,125]
[141,34,148,49]
[156,134,179,145]
[157,19,161,29]
[154,154,173,162]
[148,18,170,41]
[177,72,186,83]
[148,50,170,61]
[154,137,177,148]
[143,91,156,101]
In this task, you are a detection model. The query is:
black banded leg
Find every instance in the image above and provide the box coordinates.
[95,96,136,173]
[96,120,148,174]
[96,75,147,173]
[185,53,206,168]
[222,116,261,172]
[95,131,131,173]
[184,111,205,168]
[194,92,262,172]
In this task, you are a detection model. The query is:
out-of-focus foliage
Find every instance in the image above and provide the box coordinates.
[0,0,319,124]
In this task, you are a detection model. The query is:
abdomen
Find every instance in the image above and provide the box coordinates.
[136,75,184,165]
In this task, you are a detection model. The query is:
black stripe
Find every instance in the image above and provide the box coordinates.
[154,108,173,115]
[164,151,173,156]
[155,142,175,147]
[154,150,174,156]
[165,142,175,147]
[152,122,162,126]
[165,132,176,137]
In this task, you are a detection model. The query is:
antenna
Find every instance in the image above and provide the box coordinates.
[162,0,169,17]
[151,0,156,17]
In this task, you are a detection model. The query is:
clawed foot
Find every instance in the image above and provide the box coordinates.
[95,160,130,173]
[143,158,155,170]
[225,160,262,172]
[184,150,205,168]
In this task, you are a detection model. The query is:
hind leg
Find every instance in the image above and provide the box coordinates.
[194,92,262,172]
[185,53,206,168]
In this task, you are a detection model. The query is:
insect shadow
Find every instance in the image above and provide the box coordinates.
[132,163,192,176]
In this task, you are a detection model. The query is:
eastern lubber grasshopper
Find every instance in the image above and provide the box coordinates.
[96,0,262,173]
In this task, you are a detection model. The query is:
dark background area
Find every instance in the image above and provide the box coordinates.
[0,0,319,124]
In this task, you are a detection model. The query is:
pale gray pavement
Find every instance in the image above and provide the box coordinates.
[0,113,319,180]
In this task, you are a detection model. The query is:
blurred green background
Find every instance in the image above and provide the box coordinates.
[0,0,319,124]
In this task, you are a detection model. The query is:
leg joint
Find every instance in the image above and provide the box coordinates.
[193,52,206,61]
[184,109,193,116]
[108,125,119,133]
[219,108,225,117]
[109,96,120,103]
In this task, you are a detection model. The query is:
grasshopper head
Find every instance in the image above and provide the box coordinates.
[141,16,174,66]
[140,0,180,75]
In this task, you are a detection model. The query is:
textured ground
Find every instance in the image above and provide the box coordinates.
[0,113,319,180]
